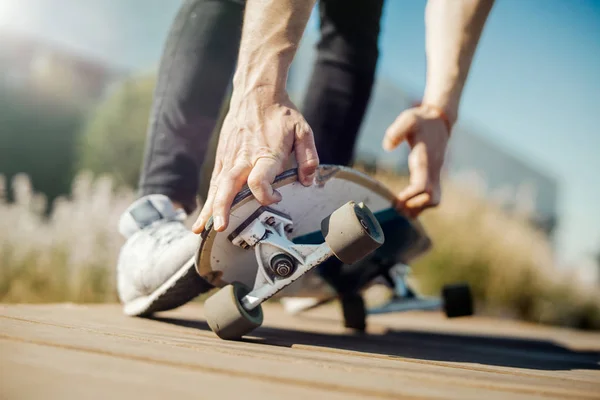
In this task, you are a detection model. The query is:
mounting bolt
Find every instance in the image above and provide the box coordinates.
[240,241,250,249]
[265,216,276,226]
[269,253,296,278]
[284,224,293,234]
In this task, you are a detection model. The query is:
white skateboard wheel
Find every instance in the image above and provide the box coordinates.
[321,201,385,265]
[204,282,264,340]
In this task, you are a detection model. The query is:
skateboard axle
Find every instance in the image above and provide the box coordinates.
[229,207,335,312]
[269,253,296,278]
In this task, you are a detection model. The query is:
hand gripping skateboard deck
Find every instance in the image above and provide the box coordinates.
[195,165,431,340]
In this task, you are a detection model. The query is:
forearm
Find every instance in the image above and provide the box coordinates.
[232,0,316,103]
[422,0,494,124]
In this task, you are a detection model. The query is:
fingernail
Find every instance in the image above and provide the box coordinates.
[273,190,282,203]
[304,173,315,186]
[214,216,224,231]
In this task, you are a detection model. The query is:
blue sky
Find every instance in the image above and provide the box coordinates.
[363,0,599,263]
[1,0,599,263]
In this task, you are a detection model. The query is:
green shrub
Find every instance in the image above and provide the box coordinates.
[78,75,156,189]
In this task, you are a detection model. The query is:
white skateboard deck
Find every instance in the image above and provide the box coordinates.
[195,165,430,296]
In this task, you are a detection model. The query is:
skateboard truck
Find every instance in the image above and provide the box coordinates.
[231,207,335,311]
[204,201,385,340]
[368,264,474,317]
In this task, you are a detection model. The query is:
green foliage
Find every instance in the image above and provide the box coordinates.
[78,75,156,188]
[0,87,84,203]
[78,73,229,198]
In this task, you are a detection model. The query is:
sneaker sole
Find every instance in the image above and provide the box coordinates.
[123,257,214,317]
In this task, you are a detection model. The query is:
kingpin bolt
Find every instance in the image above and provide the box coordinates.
[269,254,296,278]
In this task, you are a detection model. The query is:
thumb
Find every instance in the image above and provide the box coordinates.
[383,111,417,151]
[294,124,320,186]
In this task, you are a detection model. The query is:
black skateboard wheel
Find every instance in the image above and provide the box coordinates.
[321,201,385,265]
[341,293,367,331]
[204,282,264,340]
[442,283,474,318]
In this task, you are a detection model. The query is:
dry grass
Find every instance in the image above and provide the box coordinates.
[0,173,133,303]
[369,168,600,329]
[1,170,599,329]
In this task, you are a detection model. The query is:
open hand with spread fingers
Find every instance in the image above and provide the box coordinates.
[382,105,451,218]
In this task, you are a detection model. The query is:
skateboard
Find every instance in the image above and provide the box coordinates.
[196,165,472,340]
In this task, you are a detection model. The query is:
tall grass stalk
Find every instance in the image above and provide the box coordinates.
[1,173,134,302]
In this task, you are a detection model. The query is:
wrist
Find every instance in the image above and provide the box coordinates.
[421,89,459,127]
[230,84,286,110]
[232,54,291,106]
[418,103,453,135]
[230,79,289,113]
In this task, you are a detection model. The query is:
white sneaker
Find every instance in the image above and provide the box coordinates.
[117,194,212,316]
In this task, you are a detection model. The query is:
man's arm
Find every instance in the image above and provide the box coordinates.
[232,0,316,102]
[383,0,494,217]
[194,0,318,233]
[422,0,494,124]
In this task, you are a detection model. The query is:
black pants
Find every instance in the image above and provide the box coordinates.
[139,0,384,213]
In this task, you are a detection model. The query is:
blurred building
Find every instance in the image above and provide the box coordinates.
[289,32,558,237]
[0,29,119,105]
